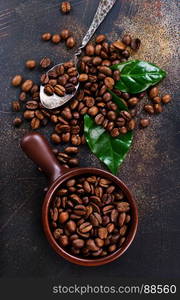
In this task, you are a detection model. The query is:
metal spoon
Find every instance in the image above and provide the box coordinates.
[40,0,117,110]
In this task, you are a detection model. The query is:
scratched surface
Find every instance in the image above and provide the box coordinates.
[0,0,180,279]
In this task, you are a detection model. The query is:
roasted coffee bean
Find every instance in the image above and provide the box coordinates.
[122,34,132,46]
[79,222,92,233]
[23,110,34,120]
[131,38,141,50]
[60,1,71,13]
[40,57,51,68]
[12,75,23,87]
[59,235,69,247]
[154,103,163,113]
[19,91,26,101]
[116,202,130,212]
[104,77,115,89]
[95,113,104,125]
[66,36,76,48]
[144,104,154,114]
[41,32,52,41]
[31,117,40,129]
[53,228,63,239]
[98,66,112,76]
[74,205,87,216]
[85,44,95,56]
[162,94,172,104]
[12,101,20,112]
[61,29,70,40]
[25,60,36,69]
[72,239,85,249]
[96,34,106,44]
[149,87,159,99]
[51,133,61,144]
[128,97,139,106]
[21,79,33,92]
[88,106,99,117]
[54,84,65,96]
[66,220,76,233]
[119,225,127,236]
[13,117,23,127]
[26,100,38,110]
[40,73,49,84]
[127,119,136,130]
[52,34,61,44]
[118,213,126,227]
[98,227,108,239]
[44,84,54,95]
[59,212,69,223]
[111,209,119,223]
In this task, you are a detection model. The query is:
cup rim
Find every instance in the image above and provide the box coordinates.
[42,167,138,266]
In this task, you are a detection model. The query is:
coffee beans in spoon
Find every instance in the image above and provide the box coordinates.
[42,61,78,97]
[49,174,131,258]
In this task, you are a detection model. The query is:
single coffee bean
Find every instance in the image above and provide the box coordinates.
[118,213,126,227]
[127,119,136,130]
[128,97,139,106]
[162,94,172,104]
[19,91,26,101]
[113,40,126,51]
[85,44,95,56]
[31,117,40,129]
[74,205,87,216]
[54,84,65,96]
[119,225,127,236]
[51,34,61,44]
[122,34,132,46]
[13,117,23,127]
[116,202,130,212]
[66,220,76,233]
[59,211,69,223]
[96,34,106,43]
[25,60,36,69]
[78,73,88,82]
[40,57,51,68]
[107,223,115,233]
[72,239,85,249]
[53,228,63,239]
[60,1,71,13]
[130,38,141,50]
[61,29,70,40]
[66,36,76,48]
[104,77,115,89]
[21,79,33,92]
[154,103,163,113]
[144,104,154,114]
[12,101,20,112]
[11,75,23,87]
[59,235,69,247]
[24,110,35,119]
[152,96,161,104]
[41,32,52,41]
[149,86,159,98]
[98,227,108,239]
[26,100,38,110]
[51,133,61,144]
[95,113,104,125]
[44,84,54,95]
[111,128,120,137]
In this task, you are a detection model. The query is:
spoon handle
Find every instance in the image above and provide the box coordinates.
[76,0,117,55]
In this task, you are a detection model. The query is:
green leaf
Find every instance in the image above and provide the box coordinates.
[111,60,166,94]
[84,115,133,174]
[108,90,128,111]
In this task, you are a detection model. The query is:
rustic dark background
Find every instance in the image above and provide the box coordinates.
[0,0,179,280]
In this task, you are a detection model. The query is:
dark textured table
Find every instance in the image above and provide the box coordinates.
[0,0,179,280]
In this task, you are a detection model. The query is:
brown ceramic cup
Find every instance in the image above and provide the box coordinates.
[21,132,138,266]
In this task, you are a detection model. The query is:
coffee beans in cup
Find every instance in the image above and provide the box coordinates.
[49,174,132,258]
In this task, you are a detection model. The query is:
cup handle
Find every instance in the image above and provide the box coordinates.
[20,132,68,184]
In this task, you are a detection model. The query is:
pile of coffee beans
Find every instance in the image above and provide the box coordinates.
[49,174,131,258]
[41,61,78,97]
[11,33,172,157]
[52,146,79,169]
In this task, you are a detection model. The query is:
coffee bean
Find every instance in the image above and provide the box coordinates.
[128,97,139,106]
[116,202,130,213]
[53,228,63,239]
[21,79,33,92]
[96,34,106,44]
[13,117,23,127]
[113,40,126,51]
[24,110,35,120]
[85,44,95,56]
[74,205,86,216]
[11,75,23,87]
[119,225,127,236]
[144,104,154,114]
[111,209,119,223]
[131,38,141,50]
[59,212,69,223]
[149,87,159,99]
[52,34,61,44]
[54,84,66,96]
[59,235,69,247]
[79,222,92,233]
[25,60,36,69]
[162,94,172,104]
[122,34,132,46]
[41,32,52,41]
[60,1,71,13]
[95,113,104,125]
[31,117,40,129]
[26,100,38,110]
[51,133,61,144]
[72,239,85,249]
[12,101,20,112]
[66,220,76,233]
[61,29,70,40]
[118,213,126,227]
[44,84,54,95]
[152,96,161,104]
[104,77,115,89]
[154,103,163,113]
[98,227,108,239]
[40,57,51,68]
[127,119,136,130]
[66,36,76,48]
